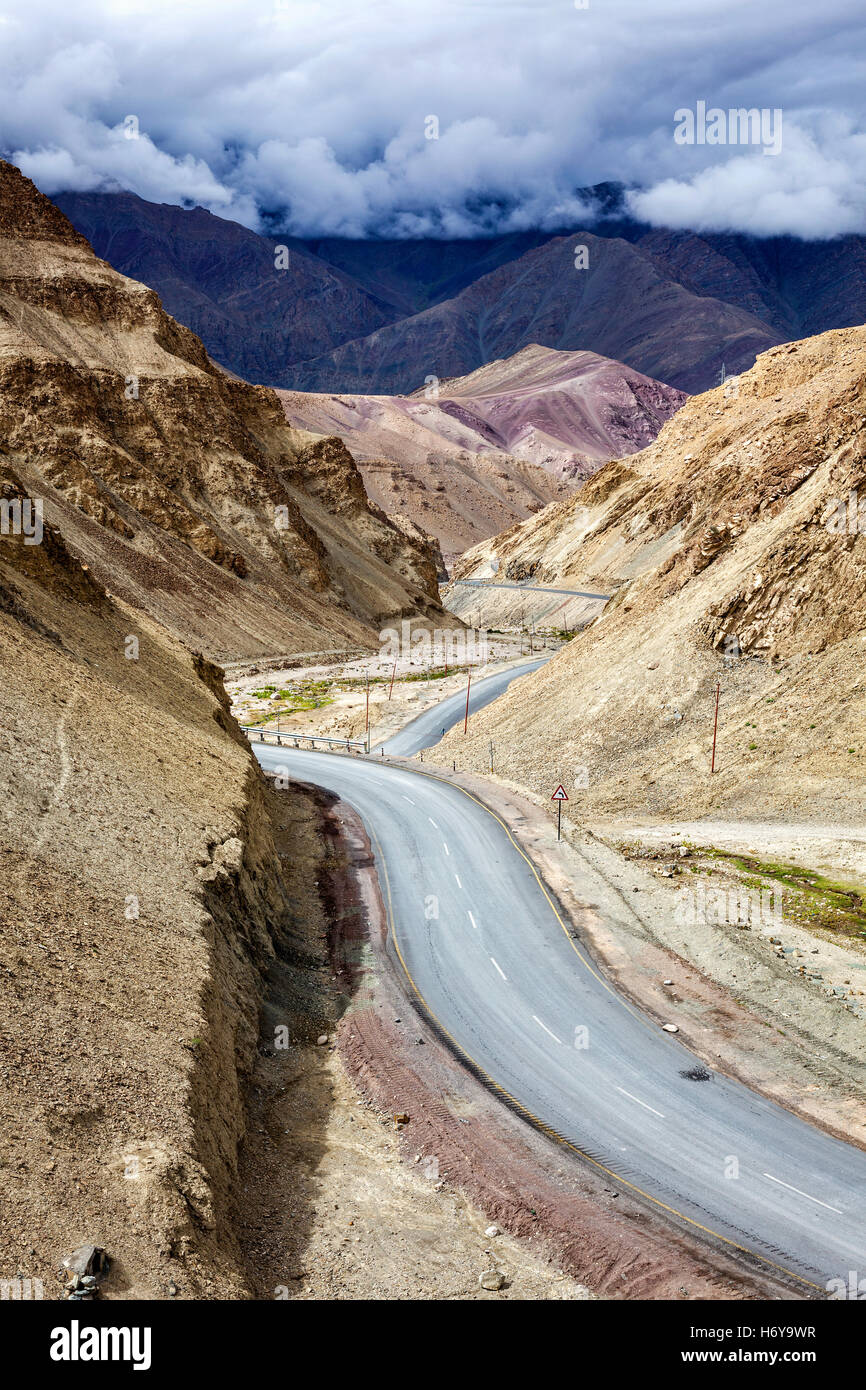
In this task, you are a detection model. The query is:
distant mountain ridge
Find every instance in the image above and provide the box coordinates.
[55,185,866,395]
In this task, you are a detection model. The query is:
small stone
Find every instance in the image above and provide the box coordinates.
[316,1034,328,1046]
[63,1246,110,1283]
[662,1023,679,1033]
[485,1225,500,1237]
[479,1269,505,1290]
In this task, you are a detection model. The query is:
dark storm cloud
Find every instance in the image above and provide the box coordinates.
[1,0,864,238]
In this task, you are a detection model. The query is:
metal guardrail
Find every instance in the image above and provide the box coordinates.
[241,726,368,751]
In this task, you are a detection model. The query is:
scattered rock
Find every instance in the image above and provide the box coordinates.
[479,1269,505,1290]
[316,1034,328,1046]
[62,1246,110,1300]
[485,1224,501,1237]
[662,1023,679,1033]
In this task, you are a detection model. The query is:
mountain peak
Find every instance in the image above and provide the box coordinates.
[0,159,91,249]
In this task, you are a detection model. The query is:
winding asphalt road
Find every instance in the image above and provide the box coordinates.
[252,707,866,1293]
[452,579,611,599]
[377,658,547,756]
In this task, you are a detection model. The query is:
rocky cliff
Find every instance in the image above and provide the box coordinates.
[0,161,446,662]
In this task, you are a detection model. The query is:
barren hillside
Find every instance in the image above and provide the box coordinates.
[442,327,866,824]
[0,160,447,663]
[279,345,684,560]
[0,467,300,1296]
[0,162,475,1301]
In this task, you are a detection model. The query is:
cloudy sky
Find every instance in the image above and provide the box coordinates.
[1,0,864,239]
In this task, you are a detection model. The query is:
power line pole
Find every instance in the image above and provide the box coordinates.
[710,680,721,773]
[463,668,472,733]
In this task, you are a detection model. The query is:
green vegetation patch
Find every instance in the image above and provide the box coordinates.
[691,844,866,940]
[246,678,334,721]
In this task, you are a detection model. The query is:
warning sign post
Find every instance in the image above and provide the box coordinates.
[551,784,568,840]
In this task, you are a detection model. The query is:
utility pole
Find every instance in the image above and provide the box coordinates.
[710,680,721,773]
[365,676,370,754]
[489,739,495,774]
[463,668,472,733]
[389,660,397,700]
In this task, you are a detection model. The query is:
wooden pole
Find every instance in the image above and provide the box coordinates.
[710,681,721,773]
[463,669,472,734]
[389,660,397,700]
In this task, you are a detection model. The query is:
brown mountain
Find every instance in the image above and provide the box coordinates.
[0,157,466,1299]
[0,161,447,662]
[54,190,400,388]
[287,232,781,396]
[278,344,685,560]
[444,324,866,823]
[53,188,866,399]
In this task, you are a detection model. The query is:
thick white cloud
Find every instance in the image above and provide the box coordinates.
[628,123,866,239]
[0,0,864,238]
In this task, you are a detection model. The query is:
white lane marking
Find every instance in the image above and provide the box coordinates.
[428,817,438,828]
[454,873,462,888]
[467,911,478,930]
[490,956,507,980]
[616,1086,665,1119]
[443,841,450,855]
[762,1173,842,1214]
[402,795,415,805]
[532,1015,563,1045]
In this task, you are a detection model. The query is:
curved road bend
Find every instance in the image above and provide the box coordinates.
[253,743,866,1292]
[377,658,548,756]
[451,579,611,599]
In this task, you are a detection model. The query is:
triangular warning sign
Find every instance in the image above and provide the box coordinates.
[551,784,568,801]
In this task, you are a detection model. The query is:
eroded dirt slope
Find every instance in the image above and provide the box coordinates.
[0,470,298,1297]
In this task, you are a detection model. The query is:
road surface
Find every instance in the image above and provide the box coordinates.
[377,658,547,756]
[451,579,611,599]
[251,743,866,1294]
